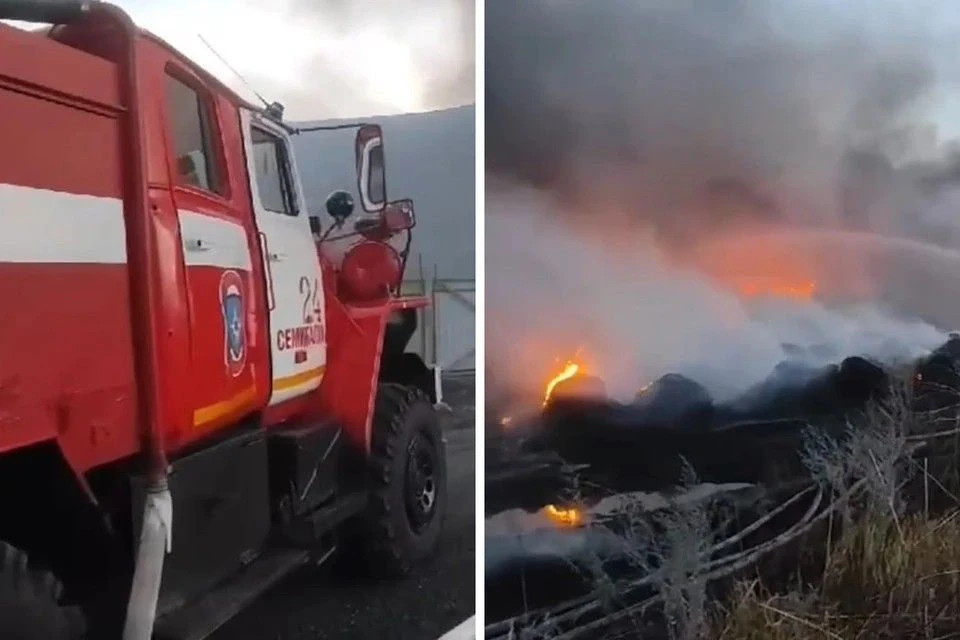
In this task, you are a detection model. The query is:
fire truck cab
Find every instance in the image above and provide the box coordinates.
[0,2,447,639]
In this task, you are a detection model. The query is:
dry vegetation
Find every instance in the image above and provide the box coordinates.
[715,512,960,639]
[492,366,960,640]
[715,373,960,640]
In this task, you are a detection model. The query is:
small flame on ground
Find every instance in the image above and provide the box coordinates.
[543,361,581,406]
[543,504,584,528]
[500,415,513,426]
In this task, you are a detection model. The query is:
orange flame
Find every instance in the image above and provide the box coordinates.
[688,233,823,303]
[543,504,584,528]
[737,279,816,301]
[543,361,581,406]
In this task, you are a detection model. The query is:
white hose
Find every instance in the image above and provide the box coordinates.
[122,484,173,640]
[434,365,452,411]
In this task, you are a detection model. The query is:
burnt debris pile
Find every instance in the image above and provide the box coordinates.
[489,334,960,509]
[485,336,960,636]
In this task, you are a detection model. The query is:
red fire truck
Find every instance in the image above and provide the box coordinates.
[0,1,447,638]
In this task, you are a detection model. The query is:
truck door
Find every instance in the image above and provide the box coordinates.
[164,70,261,436]
[240,110,326,405]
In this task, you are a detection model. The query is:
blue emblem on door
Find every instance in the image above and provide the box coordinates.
[219,270,247,377]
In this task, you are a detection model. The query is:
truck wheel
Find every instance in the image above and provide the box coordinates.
[0,542,85,639]
[362,383,447,577]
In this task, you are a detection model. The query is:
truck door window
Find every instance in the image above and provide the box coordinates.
[251,127,298,216]
[165,74,223,194]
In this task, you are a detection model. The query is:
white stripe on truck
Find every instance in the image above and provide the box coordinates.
[0,183,127,264]
[177,209,252,271]
[0,183,252,271]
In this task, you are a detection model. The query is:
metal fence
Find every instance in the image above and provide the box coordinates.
[401,257,475,373]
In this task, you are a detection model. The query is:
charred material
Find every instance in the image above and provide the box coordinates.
[484,480,813,632]
[485,450,580,516]
[521,353,901,495]
[913,333,960,411]
[485,337,960,634]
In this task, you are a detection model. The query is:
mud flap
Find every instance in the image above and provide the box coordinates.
[379,352,441,405]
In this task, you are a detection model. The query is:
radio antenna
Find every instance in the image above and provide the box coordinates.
[197,33,285,120]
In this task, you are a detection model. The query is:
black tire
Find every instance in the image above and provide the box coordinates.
[0,542,85,640]
[360,383,447,577]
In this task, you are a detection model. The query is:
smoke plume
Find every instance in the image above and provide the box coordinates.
[279,0,475,116]
[486,0,960,402]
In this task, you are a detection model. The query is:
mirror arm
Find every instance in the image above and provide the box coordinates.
[322,226,365,244]
[317,218,347,245]
[395,229,413,294]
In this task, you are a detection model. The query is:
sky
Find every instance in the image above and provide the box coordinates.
[125,0,959,136]
[11,0,475,121]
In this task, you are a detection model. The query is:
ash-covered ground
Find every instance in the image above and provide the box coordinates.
[213,374,475,640]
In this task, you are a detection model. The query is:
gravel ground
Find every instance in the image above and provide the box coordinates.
[212,374,476,640]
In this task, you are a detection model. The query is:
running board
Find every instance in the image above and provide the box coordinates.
[282,491,369,546]
[152,546,314,640]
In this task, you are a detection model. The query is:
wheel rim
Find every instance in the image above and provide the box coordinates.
[404,430,438,532]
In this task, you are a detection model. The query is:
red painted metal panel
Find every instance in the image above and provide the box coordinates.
[0,23,121,111]
[144,186,195,451]
[0,264,139,471]
[0,70,134,473]
[315,289,385,450]
[139,39,271,450]
[0,86,122,198]
[311,261,429,451]
[0,14,425,478]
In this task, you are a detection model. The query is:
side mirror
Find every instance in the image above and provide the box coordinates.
[355,124,387,213]
[325,190,355,226]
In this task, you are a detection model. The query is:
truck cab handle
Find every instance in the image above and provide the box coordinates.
[268,251,288,262]
[184,237,213,252]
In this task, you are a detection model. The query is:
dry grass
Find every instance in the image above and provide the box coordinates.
[714,369,960,640]
[715,512,960,639]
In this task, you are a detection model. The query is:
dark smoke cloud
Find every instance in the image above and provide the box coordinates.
[485,0,955,245]
[284,0,474,116]
[485,1,960,404]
